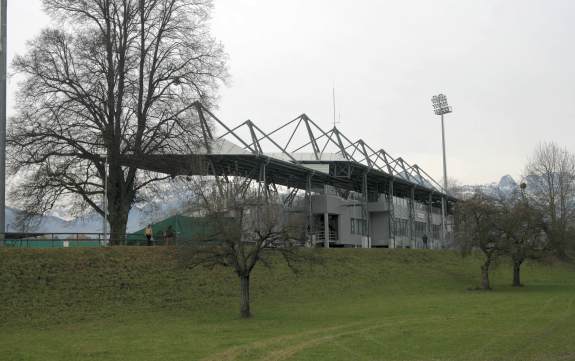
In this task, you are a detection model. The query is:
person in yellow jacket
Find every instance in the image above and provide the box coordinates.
[144,224,153,246]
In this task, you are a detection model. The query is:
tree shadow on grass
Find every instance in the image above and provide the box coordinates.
[492,283,574,294]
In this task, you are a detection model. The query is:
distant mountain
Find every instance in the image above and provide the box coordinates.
[4,179,196,234]
[6,175,523,233]
[5,187,194,234]
[6,205,160,234]
[6,207,70,233]
[456,175,519,199]
[498,175,518,193]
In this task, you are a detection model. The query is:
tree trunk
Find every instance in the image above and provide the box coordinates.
[109,213,128,246]
[481,259,491,290]
[555,245,568,261]
[240,274,251,319]
[106,165,133,246]
[512,260,523,287]
[549,224,568,260]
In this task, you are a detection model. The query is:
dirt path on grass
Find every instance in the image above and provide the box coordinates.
[202,315,445,361]
[199,321,370,361]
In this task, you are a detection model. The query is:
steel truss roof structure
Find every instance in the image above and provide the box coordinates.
[120,102,455,206]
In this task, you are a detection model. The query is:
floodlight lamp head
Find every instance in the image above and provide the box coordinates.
[431,93,452,115]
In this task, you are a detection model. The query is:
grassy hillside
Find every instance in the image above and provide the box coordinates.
[0,248,574,361]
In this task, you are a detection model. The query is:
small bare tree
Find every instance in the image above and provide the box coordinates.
[179,177,308,319]
[454,192,505,290]
[525,142,575,258]
[495,185,547,287]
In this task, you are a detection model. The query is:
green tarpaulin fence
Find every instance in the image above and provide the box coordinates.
[129,214,227,245]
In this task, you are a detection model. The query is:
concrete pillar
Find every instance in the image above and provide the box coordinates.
[427,192,433,249]
[409,187,415,248]
[258,162,268,201]
[323,185,330,248]
[323,211,329,248]
[362,172,370,248]
[306,174,313,247]
[388,179,395,248]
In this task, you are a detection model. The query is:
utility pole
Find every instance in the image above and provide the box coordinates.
[102,156,108,246]
[0,0,7,244]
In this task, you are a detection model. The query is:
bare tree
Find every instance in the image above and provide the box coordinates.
[179,177,309,319]
[525,142,575,258]
[444,176,463,198]
[495,185,547,287]
[8,0,227,242]
[454,192,505,290]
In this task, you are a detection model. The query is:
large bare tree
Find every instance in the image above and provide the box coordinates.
[525,142,575,258]
[8,0,227,242]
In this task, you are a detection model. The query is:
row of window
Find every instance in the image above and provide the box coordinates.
[350,217,444,239]
[432,224,442,240]
[350,218,367,235]
[394,220,438,239]
[414,221,427,238]
[394,219,409,237]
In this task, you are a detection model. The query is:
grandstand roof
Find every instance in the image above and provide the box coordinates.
[120,103,456,205]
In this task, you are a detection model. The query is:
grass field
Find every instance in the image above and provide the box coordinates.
[0,247,574,361]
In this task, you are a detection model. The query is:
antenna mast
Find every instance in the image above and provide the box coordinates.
[332,87,336,128]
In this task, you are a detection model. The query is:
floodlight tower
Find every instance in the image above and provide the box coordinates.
[431,94,452,192]
[431,93,452,244]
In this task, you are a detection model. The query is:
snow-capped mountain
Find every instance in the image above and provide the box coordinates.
[456,175,519,200]
[6,186,196,234]
[6,205,165,234]
[5,207,70,233]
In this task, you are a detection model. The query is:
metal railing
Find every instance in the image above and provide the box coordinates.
[3,233,107,248]
[1,231,195,248]
[315,230,337,242]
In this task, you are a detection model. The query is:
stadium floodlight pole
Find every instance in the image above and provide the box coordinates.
[0,0,7,245]
[431,94,452,244]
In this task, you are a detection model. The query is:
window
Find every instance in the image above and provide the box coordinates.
[394,219,409,237]
[432,224,441,239]
[350,218,367,235]
[415,221,427,238]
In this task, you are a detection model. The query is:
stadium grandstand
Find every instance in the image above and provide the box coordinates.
[120,102,456,249]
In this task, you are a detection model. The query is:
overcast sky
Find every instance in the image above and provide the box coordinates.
[7,0,575,185]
